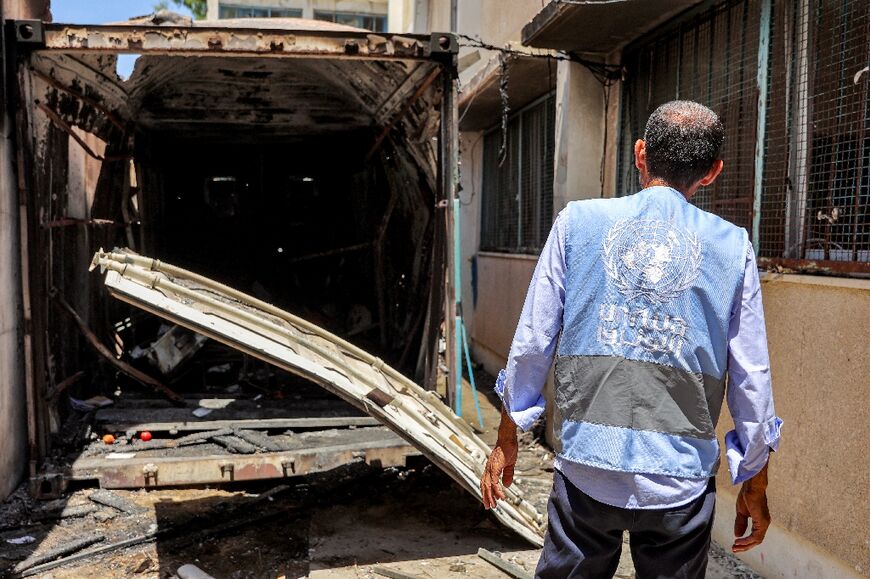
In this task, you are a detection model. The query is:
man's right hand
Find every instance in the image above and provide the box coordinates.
[732,461,771,553]
[480,408,519,510]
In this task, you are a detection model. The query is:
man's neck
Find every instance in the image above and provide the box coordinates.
[643,178,693,199]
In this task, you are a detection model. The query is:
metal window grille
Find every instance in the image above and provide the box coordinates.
[480,94,556,254]
[617,0,870,274]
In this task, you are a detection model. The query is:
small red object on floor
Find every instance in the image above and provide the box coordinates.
[140,431,152,442]
[102,434,115,445]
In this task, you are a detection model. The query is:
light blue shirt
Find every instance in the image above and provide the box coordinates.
[495,204,782,509]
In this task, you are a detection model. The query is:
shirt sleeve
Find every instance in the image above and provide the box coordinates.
[724,246,783,484]
[493,210,567,431]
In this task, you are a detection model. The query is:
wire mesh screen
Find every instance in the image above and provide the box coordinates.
[480,94,556,254]
[618,0,761,232]
[798,0,869,263]
[618,0,870,272]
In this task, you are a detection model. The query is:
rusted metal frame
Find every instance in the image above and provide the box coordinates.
[30,67,127,131]
[758,256,870,275]
[11,52,49,474]
[70,438,417,488]
[417,214,444,389]
[34,101,128,162]
[441,71,460,410]
[52,291,184,403]
[365,67,442,162]
[39,23,437,61]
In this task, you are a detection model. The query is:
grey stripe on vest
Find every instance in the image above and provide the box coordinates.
[554,355,725,440]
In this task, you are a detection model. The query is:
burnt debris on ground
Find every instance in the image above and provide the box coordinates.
[0,446,550,578]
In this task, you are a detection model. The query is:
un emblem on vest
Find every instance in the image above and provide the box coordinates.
[602,219,702,305]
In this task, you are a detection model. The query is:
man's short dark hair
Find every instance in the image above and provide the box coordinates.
[643,101,725,191]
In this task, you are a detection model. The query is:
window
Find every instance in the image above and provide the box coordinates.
[312,11,388,32]
[480,94,556,254]
[617,0,869,274]
[219,5,303,18]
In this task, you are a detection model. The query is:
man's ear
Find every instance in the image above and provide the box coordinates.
[699,159,724,186]
[634,139,647,172]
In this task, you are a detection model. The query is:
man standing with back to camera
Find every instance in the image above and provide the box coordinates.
[480,101,782,578]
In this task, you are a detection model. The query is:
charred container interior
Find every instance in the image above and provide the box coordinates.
[11,20,458,483]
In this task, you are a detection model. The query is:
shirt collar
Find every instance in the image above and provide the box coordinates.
[642,185,689,203]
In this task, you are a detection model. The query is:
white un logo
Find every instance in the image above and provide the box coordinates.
[602,219,702,305]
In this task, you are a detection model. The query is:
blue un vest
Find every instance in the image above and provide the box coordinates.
[555,186,748,479]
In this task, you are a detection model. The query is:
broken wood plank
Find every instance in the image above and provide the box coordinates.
[232,429,288,452]
[372,566,421,579]
[88,489,145,514]
[31,503,98,521]
[212,435,257,454]
[45,371,86,401]
[477,548,534,579]
[16,504,296,577]
[100,416,381,433]
[14,534,106,573]
[125,428,232,452]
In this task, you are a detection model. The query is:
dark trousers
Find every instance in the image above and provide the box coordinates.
[535,470,716,579]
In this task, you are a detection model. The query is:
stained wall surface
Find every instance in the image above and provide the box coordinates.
[0,0,51,501]
[714,276,870,576]
[0,108,26,501]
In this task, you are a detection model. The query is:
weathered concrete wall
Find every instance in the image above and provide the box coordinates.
[713,275,870,577]
[476,0,543,47]
[470,253,537,378]
[553,60,607,208]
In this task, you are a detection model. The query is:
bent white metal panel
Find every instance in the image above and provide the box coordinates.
[91,250,545,546]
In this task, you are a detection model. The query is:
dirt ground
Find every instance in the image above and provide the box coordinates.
[0,440,760,579]
[0,370,761,579]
